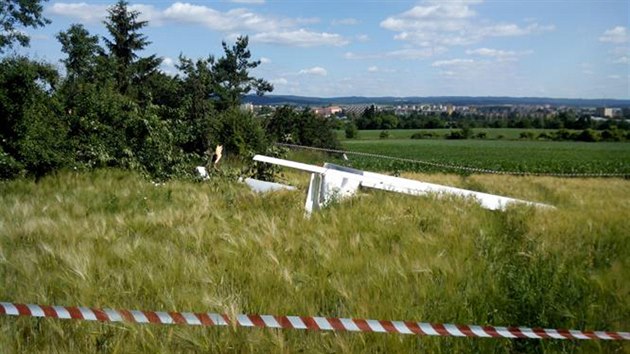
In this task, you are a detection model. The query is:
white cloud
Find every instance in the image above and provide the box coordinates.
[368,66,379,72]
[356,34,369,42]
[386,47,447,59]
[599,26,628,43]
[48,3,108,22]
[49,2,162,24]
[380,0,554,47]
[608,75,621,80]
[260,57,272,64]
[613,56,629,64]
[270,78,288,85]
[163,57,176,67]
[344,47,446,60]
[252,29,349,47]
[432,58,475,67]
[163,3,281,32]
[230,0,265,3]
[299,67,328,76]
[160,56,178,75]
[332,18,359,26]
[48,2,327,42]
[466,47,532,61]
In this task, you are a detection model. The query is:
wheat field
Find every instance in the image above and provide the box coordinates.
[1,169,629,353]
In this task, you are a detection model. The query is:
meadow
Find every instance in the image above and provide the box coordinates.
[335,139,630,175]
[1,168,629,353]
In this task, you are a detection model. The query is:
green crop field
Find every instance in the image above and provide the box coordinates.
[1,170,629,352]
[329,140,630,175]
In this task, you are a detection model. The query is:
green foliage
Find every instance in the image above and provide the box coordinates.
[445,129,469,140]
[296,109,340,149]
[576,129,600,142]
[475,131,487,139]
[0,0,50,52]
[265,106,340,149]
[103,0,159,94]
[411,131,440,139]
[212,36,272,111]
[0,147,23,179]
[344,121,358,139]
[56,24,101,81]
[379,130,390,139]
[0,56,70,177]
[211,108,267,157]
[264,105,298,143]
[519,131,535,140]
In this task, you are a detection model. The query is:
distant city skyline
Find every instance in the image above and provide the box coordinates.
[10,0,630,99]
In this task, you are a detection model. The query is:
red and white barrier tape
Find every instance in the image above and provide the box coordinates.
[1,302,629,341]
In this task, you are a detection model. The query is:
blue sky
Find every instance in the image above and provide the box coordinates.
[13,0,630,99]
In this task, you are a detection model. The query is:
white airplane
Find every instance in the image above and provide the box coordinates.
[253,155,553,214]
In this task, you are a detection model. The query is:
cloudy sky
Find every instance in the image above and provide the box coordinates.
[14,0,630,98]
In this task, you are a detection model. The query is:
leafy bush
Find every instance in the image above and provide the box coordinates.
[445,129,466,140]
[379,130,390,139]
[410,131,440,139]
[576,129,600,142]
[0,148,23,179]
[519,131,535,140]
[212,108,267,157]
[475,132,488,139]
[344,121,358,139]
[0,56,72,177]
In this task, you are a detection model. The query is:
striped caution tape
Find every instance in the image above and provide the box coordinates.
[275,143,629,178]
[2,302,629,341]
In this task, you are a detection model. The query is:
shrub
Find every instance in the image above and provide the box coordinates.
[344,121,358,139]
[411,131,439,139]
[0,148,23,179]
[212,108,267,157]
[519,132,535,140]
[576,129,600,142]
[475,132,488,139]
[445,129,468,140]
[379,130,390,139]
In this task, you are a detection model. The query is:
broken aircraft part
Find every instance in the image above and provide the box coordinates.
[253,155,553,213]
[243,178,297,193]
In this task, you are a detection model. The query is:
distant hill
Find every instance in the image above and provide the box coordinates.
[243,95,630,107]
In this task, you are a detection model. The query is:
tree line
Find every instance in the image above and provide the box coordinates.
[348,105,630,132]
[1,0,339,180]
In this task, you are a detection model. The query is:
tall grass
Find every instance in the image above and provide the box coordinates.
[1,169,628,352]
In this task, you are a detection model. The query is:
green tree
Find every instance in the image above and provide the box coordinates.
[344,121,358,139]
[212,36,272,111]
[265,105,298,143]
[0,56,69,177]
[0,0,50,52]
[57,24,102,81]
[103,0,160,94]
[175,55,218,154]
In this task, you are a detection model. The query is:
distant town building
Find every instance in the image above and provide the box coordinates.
[595,107,612,118]
[595,107,622,118]
[240,103,254,112]
[313,106,342,117]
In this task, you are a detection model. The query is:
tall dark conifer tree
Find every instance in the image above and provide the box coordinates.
[103,0,160,94]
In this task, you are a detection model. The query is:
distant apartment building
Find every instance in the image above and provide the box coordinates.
[313,106,342,117]
[595,107,622,118]
[240,103,254,112]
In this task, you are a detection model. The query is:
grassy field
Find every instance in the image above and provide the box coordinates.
[336,129,574,141]
[1,169,629,352]
[334,140,630,175]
